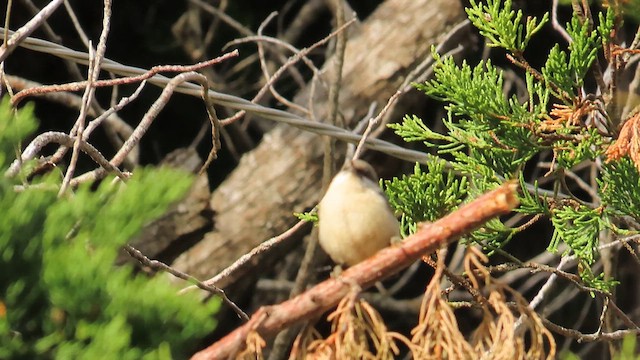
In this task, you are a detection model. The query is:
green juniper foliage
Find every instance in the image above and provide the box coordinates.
[599,157,640,223]
[387,0,626,292]
[466,0,547,53]
[294,210,318,223]
[383,161,467,238]
[0,96,219,359]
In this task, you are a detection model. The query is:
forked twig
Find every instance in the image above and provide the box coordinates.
[352,90,402,161]
[5,131,127,180]
[59,0,112,196]
[69,72,220,187]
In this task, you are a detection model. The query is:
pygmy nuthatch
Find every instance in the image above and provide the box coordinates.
[318,159,400,266]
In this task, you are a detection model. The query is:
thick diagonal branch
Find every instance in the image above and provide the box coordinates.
[192,182,519,360]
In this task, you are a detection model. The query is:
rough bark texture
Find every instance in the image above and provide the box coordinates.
[171,0,466,286]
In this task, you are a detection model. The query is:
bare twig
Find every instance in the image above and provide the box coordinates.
[552,0,572,43]
[63,0,91,49]
[188,0,252,37]
[220,16,356,125]
[513,256,571,335]
[0,29,431,164]
[197,76,222,175]
[59,0,112,196]
[4,74,135,145]
[179,219,311,293]
[399,19,471,94]
[0,0,64,62]
[14,79,139,173]
[542,317,640,342]
[5,131,127,180]
[58,44,97,196]
[124,245,249,321]
[224,35,320,77]
[327,0,347,130]
[17,0,61,42]
[353,90,401,160]
[255,12,307,115]
[84,80,146,138]
[69,72,220,187]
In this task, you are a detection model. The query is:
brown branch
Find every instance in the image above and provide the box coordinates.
[11,50,239,106]
[191,182,520,359]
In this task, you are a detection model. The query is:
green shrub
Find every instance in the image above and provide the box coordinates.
[0,96,219,359]
[387,0,623,291]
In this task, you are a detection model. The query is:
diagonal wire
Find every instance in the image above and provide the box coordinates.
[1,27,431,164]
[2,28,567,198]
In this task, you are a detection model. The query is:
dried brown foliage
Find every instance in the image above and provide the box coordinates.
[293,288,410,360]
[266,247,558,360]
[606,112,640,170]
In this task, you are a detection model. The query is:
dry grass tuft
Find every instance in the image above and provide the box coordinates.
[295,286,412,359]
[289,247,556,359]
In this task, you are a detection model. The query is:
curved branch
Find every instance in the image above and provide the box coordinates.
[5,131,126,180]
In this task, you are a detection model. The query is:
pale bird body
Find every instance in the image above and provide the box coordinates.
[318,160,400,266]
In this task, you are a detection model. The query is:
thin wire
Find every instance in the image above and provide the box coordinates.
[3,27,564,198]
[2,27,430,165]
